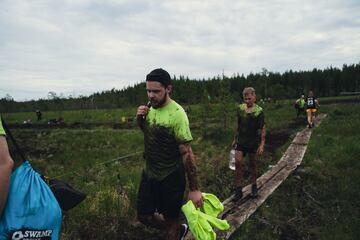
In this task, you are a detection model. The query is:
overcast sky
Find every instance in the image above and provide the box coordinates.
[1,0,359,101]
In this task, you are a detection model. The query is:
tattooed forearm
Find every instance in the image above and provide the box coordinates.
[179,143,198,191]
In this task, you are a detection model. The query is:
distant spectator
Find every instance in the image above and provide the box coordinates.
[36,110,42,121]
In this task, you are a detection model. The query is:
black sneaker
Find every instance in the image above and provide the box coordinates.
[251,184,258,198]
[308,123,312,128]
[179,223,189,240]
[233,186,243,201]
[312,122,315,127]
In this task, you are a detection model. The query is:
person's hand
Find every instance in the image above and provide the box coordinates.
[136,105,150,119]
[231,140,237,149]
[188,190,203,209]
[257,144,265,155]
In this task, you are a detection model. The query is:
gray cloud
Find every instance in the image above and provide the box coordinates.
[0,0,359,101]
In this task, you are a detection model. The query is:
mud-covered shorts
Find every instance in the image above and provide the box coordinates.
[235,145,257,156]
[137,166,185,219]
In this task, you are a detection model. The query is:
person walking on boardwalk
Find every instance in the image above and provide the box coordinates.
[294,95,306,118]
[0,116,14,217]
[305,90,319,128]
[136,68,203,240]
[231,87,266,201]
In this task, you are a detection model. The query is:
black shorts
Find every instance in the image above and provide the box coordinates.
[137,166,186,219]
[235,145,256,156]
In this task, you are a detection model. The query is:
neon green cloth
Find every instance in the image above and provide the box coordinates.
[239,103,263,117]
[0,115,5,136]
[181,193,230,240]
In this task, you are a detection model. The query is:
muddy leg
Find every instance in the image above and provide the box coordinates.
[137,212,167,230]
[235,150,245,188]
[249,153,257,185]
[165,218,180,240]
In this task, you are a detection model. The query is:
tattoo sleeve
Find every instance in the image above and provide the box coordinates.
[179,143,199,191]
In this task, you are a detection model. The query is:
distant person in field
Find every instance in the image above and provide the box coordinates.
[36,110,42,121]
[0,116,14,217]
[231,87,266,201]
[136,68,203,240]
[294,95,306,118]
[305,90,319,128]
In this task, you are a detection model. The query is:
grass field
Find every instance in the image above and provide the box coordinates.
[3,95,358,125]
[3,99,359,239]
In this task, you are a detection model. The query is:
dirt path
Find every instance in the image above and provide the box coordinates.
[184,114,327,240]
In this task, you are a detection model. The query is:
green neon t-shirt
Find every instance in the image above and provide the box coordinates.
[0,116,5,136]
[297,98,305,108]
[144,100,193,181]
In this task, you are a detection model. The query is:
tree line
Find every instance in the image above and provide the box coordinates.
[1,63,359,113]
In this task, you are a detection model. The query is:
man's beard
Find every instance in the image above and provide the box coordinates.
[151,93,167,109]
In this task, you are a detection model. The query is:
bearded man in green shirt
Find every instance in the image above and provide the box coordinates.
[136,68,203,240]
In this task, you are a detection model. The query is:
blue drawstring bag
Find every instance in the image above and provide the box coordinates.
[0,161,62,240]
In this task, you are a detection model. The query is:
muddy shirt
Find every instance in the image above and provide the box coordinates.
[236,103,265,149]
[143,100,193,181]
[0,115,5,136]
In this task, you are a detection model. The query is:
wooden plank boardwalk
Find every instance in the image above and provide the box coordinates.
[185,114,327,240]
